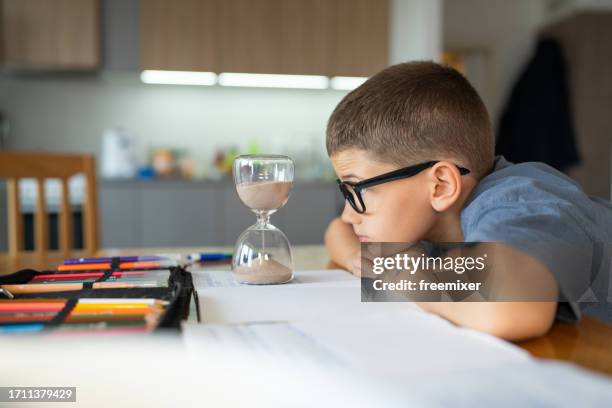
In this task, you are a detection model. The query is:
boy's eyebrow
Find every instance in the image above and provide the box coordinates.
[340,173,362,181]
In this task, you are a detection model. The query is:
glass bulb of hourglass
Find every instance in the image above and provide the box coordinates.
[232,155,294,284]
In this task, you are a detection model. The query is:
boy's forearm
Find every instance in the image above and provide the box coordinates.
[415,242,558,340]
[417,301,557,341]
[324,217,360,270]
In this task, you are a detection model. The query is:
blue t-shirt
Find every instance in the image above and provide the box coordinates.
[461,156,612,320]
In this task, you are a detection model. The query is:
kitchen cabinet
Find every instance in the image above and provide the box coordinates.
[99,180,343,248]
[214,0,282,74]
[98,182,140,249]
[139,182,221,247]
[333,0,390,77]
[216,0,335,75]
[140,0,389,77]
[0,180,343,249]
[1,0,100,69]
[278,0,335,75]
[140,0,218,71]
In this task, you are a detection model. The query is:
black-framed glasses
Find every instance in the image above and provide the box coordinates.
[336,161,470,214]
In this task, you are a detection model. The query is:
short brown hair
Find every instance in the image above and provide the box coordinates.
[326,61,494,179]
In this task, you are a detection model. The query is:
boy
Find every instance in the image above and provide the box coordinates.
[325,62,612,341]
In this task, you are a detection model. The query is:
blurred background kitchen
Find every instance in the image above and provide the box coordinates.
[0,0,611,251]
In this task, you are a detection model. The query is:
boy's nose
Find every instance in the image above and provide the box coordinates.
[341,201,362,225]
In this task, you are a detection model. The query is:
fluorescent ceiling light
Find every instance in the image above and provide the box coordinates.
[140,70,217,86]
[330,76,368,90]
[218,73,329,89]
[140,70,365,90]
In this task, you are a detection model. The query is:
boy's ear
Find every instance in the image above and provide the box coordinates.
[428,161,463,212]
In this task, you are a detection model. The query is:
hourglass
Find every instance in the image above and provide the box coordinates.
[232,155,294,284]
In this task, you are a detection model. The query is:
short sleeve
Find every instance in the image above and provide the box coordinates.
[464,203,595,321]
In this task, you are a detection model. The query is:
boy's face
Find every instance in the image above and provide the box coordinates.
[331,149,438,243]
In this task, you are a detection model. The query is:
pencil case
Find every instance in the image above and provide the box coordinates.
[0,265,194,331]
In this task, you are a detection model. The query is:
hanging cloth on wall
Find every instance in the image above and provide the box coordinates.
[496,38,580,172]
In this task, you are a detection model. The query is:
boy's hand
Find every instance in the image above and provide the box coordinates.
[346,244,383,277]
[325,217,362,275]
[347,248,363,277]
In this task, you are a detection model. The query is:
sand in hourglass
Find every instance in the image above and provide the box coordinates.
[236,181,292,211]
[233,258,293,284]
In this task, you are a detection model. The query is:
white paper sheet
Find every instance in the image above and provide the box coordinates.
[193,269,358,289]
[193,269,418,323]
[183,308,529,381]
[190,269,529,381]
[182,322,346,369]
[292,309,529,379]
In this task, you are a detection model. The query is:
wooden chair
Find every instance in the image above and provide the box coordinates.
[0,151,99,258]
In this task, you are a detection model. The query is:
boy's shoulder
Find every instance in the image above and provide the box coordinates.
[461,156,612,242]
[469,156,586,205]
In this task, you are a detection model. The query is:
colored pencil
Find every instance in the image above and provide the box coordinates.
[1,282,159,294]
[65,315,149,323]
[57,320,148,329]
[63,256,166,265]
[187,252,233,262]
[57,263,111,271]
[51,326,151,336]
[71,307,156,315]
[77,298,169,305]
[57,260,174,272]
[0,299,67,303]
[31,271,146,282]
[0,303,66,313]
[0,323,45,333]
[0,314,55,324]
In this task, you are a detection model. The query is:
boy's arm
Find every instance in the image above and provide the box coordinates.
[324,221,557,340]
[417,243,559,341]
[417,301,557,341]
[324,217,361,273]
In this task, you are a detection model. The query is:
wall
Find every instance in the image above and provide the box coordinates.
[545,0,612,25]
[391,0,442,63]
[544,12,612,198]
[443,0,548,125]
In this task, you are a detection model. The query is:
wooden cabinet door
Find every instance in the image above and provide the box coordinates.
[140,0,218,71]
[1,0,100,69]
[332,0,389,77]
[279,0,335,75]
[216,0,283,74]
[218,0,335,75]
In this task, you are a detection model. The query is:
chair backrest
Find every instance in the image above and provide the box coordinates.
[0,151,99,257]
